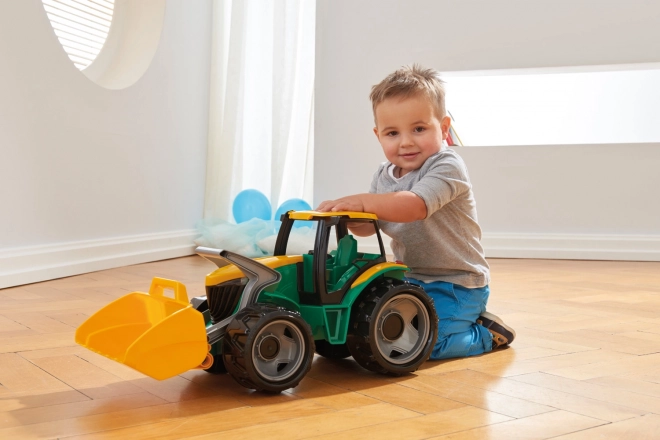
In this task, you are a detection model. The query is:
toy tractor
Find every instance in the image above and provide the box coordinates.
[76,211,438,393]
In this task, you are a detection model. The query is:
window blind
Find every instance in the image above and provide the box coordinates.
[42,0,114,70]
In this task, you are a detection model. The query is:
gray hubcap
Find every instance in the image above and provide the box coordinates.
[375,294,431,364]
[253,319,305,381]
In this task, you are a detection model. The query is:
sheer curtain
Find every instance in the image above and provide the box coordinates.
[204,0,315,222]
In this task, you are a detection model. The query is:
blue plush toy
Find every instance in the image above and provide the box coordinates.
[274,198,311,221]
[232,189,272,223]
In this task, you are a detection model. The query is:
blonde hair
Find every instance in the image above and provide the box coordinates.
[369,64,446,122]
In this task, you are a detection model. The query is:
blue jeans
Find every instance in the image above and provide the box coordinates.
[406,278,493,360]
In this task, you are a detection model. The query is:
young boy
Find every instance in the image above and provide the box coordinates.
[316,64,515,359]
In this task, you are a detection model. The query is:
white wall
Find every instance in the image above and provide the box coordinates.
[0,0,213,287]
[315,0,660,261]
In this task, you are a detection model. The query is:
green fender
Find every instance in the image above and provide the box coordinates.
[343,262,409,307]
[310,263,409,345]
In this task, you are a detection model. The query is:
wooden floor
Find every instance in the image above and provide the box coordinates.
[2,257,660,439]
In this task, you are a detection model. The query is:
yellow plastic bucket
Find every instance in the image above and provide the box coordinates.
[75,277,209,380]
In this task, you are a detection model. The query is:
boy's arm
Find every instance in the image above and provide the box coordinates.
[316,191,427,223]
[345,222,376,237]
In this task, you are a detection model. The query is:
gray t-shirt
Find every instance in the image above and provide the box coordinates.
[370,148,490,288]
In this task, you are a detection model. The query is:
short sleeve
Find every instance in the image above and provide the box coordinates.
[409,155,471,217]
[369,163,386,194]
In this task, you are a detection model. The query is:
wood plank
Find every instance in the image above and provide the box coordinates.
[0,392,166,429]
[2,312,75,333]
[298,406,511,440]
[542,353,660,380]
[28,355,146,400]
[0,390,89,413]
[511,372,660,413]
[438,369,646,422]
[472,349,636,378]
[0,353,73,395]
[586,375,660,399]
[32,399,330,440]
[180,402,421,440]
[0,332,77,354]
[350,382,466,414]
[417,346,566,377]
[0,315,31,333]
[402,372,556,419]
[551,414,660,440]
[430,410,606,440]
[288,376,382,410]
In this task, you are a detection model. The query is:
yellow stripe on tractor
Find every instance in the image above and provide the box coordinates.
[205,255,303,286]
[75,277,209,380]
[350,262,409,289]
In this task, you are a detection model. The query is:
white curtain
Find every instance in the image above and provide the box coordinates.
[204,0,315,222]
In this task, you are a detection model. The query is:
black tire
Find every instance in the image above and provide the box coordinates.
[222,303,314,393]
[204,354,227,374]
[347,279,438,375]
[314,339,351,359]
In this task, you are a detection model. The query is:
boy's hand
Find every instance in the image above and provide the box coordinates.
[317,192,427,222]
[317,196,374,237]
[316,195,366,213]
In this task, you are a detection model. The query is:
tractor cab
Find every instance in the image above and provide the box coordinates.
[273,211,387,305]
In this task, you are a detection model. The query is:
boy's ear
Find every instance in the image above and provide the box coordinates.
[373,127,379,139]
[440,115,451,140]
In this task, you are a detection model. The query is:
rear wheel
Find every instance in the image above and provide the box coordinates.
[222,303,314,393]
[347,279,437,375]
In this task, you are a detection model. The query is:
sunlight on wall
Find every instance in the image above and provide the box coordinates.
[42,0,114,70]
[445,67,660,146]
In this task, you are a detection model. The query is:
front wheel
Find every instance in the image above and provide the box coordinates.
[222,303,314,393]
[347,279,438,375]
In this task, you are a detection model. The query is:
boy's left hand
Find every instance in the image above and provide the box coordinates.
[316,195,365,213]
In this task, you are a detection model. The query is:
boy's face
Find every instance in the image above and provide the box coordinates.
[373,94,450,177]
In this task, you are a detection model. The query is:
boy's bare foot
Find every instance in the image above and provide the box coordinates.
[477,311,516,349]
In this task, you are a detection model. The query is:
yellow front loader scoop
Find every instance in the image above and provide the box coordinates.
[75,277,211,380]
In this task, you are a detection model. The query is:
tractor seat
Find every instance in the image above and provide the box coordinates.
[327,235,358,288]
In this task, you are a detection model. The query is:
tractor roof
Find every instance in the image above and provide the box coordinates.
[287,210,378,220]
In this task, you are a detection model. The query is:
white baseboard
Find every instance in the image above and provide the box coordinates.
[482,232,660,261]
[0,230,198,289]
[357,232,660,262]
